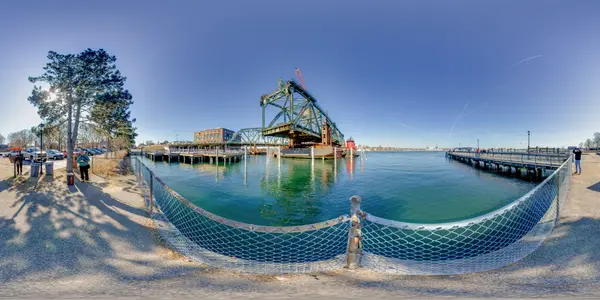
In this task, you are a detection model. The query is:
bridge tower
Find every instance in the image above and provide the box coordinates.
[321,118,332,146]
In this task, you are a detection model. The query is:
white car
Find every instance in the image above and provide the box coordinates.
[5,150,20,158]
[47,150,65,160]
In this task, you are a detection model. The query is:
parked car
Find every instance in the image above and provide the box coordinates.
[5,150,20,158]
[25,147,47,162]
[47,149,65,160]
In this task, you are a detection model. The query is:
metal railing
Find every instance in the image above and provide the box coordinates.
[132,156,572,275]
[133,157,349,273]
[448,151,569,167]
[358,156,572,274]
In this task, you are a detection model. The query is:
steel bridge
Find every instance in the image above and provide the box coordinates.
[226,127,288,147]
[260,79,344,147]
[168,128,288,148]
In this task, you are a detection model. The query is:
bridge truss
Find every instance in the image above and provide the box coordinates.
[226,127,288,147]
[260,79,344,147]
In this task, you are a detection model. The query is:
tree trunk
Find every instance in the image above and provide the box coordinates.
[72,100,83,157]
[66,92,74,173]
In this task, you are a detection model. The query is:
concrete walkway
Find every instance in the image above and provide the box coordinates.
[0,154,599,298]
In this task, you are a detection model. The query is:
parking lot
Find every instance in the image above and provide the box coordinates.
[0,154,67,170]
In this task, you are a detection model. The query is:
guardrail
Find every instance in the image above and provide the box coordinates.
[132,155,572,275]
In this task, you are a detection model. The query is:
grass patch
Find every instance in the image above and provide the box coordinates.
[91,150,130,178]
[142,145,168,151]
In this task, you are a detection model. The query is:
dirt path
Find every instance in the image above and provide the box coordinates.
[1,154,599,298]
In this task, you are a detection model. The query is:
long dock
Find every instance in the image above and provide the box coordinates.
[447,151,570,179]
[141,150,245,164]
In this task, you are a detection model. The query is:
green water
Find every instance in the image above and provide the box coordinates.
[138,152,536,226]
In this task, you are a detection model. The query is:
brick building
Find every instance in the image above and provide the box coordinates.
[194,128,238,144]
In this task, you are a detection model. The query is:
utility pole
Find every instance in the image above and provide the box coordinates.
[527,131,531,153]
[477,138,479,149]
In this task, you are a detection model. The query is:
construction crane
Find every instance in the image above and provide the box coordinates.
[295,68,307,90]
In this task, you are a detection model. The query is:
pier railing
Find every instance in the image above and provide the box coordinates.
[132,155,572,275]
[447,151,569,167]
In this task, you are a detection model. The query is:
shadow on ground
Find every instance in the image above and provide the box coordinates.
[0,170,205,285]
[588,182,600,192]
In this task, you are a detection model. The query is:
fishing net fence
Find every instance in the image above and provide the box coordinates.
[132,155,572,275]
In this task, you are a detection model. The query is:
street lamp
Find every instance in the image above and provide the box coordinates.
[39,122,44,175]
[527,131,531,153]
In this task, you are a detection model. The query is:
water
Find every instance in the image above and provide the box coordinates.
[138,152,536,226]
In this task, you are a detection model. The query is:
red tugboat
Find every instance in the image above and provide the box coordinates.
[342,137,360,158]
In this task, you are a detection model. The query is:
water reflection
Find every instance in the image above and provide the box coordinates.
[258,158,341,226]
[137,152,534,225]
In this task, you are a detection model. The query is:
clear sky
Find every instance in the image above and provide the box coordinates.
[1,1,599,148]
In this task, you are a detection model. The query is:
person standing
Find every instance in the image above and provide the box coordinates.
[77,150,90,181]
[573,147,582,174]
[14,150,24,175]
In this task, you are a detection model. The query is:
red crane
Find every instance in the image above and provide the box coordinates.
[295,68,307,90]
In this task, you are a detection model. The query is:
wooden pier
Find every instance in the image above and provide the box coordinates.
[142,150,245,164]
[446,151,570,180]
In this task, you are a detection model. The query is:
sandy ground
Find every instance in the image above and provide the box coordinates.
[0,154,599,298]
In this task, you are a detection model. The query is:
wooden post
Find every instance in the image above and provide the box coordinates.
[278,146,281,165]
[334,147,337,180]
[334,146,337,165]
[244,146,247,186]
[311,146,314,164]
[346,195,363,270]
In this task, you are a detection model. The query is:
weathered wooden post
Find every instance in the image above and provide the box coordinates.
[311,146,314,164]
[334,146,337,165]
[346,195,364,270]
[278,146,281,165]
[216,147,219,166]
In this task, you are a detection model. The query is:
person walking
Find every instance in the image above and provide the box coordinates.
[573,147,582,174]
[14,150,24,175]
[77,150,90,181]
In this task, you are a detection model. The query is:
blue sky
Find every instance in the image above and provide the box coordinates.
[1,0,599,148]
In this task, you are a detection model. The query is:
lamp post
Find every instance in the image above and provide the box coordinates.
[527,131,531,153]
[39,122,44,175]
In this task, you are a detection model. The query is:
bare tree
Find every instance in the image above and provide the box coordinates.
[7,129,35,148]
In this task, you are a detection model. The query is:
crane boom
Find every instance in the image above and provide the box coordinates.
[295,68,307,90]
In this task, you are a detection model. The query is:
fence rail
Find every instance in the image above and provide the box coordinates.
[132,155,572,275]
[447,151,569,167]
